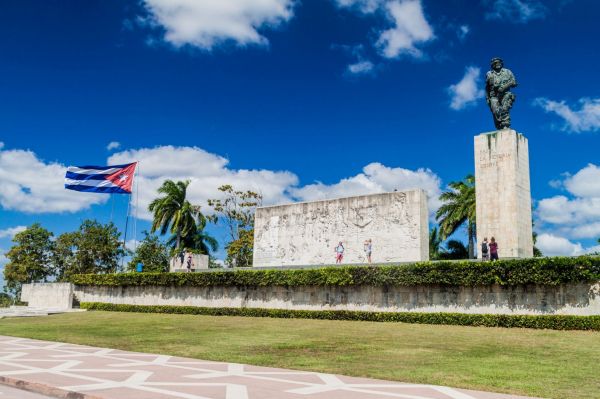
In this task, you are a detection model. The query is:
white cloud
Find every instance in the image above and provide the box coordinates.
[108,145,298,221]
[566,222,600,240]
[485,0,547,23]
[536,233,600,257]
[108,146,443,221]
[347,60,375,75]
[448,66,484,110]
[1,143,444,223]
[0,147,106,213]
[534,97,600,133]
[125,239,139,252]
[291,162,442,215]
[334,0,434,62]
[537,196,600,226]
[0,142,4,150]
[107,141,121,151]
[0,226,26,239]
[536,233,582,256]
[563,163,600,198]
[335,0,384,13]
[376,0,434,59]
[457,25,469,41]
[140,0,295,50]
[536,164,600,248]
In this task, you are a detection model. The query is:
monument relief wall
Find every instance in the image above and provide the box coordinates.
[253,190,429,266]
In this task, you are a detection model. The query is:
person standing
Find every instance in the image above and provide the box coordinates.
[489,237,499,261]
[178,249,185,267]
[334,241,345,264]
[481,238,490,261]
[186,252,194,272]
[364,239,372,264]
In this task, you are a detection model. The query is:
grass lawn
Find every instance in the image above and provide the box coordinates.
[0,311,598,399]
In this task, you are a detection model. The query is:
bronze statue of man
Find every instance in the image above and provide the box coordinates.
[485,57,517,129]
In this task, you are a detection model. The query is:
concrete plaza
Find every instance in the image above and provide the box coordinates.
[0,335,538,399]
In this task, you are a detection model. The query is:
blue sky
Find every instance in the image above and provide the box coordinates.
[1,0,600,276]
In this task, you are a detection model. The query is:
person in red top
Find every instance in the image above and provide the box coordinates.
[489,237,499,261]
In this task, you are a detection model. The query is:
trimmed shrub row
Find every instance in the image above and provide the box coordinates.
[81,302,600,331]
[70,256,600,287]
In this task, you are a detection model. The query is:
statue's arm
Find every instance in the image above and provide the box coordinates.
[485,72,493,104]
[499,70,517,93]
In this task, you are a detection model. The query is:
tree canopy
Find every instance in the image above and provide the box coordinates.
[149,180,203,251]
[53,219,125,280]
[128,232,170,273]
[3,224,54,297]
[208,185,262,267]
[436,175,476,259]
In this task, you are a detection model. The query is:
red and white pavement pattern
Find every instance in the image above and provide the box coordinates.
[0,336,536,399]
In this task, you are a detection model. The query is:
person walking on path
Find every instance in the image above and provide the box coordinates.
[335,241,345,264]
[364,239,372,264]
[481,238,490,261]
[489,237,499,261]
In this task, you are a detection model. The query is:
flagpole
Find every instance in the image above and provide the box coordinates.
[110,194,115,224]
[122,192,131,271]
[133,162,139,252]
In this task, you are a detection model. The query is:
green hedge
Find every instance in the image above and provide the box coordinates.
[81,302,600,331]
[70,256,600,287]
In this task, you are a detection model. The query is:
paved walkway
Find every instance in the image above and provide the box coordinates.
[0,307,85,319]
[0,336,537,399]
[0,384,54,399]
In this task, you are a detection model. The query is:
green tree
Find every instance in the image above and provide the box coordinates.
[439,240,469,260]
[0,292,12,308]
[54,220,125,280]
[149,180,201,250]
[436,175,476,259]
[128,232,170,273]
[533,230,543,257]
[166,214,218,255]
[208,185,262,267]
[225,229,254,267]
[3,224,55,297]
[429,227,444,260]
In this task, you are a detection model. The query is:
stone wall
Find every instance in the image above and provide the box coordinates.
[72,282,600,316]
[253,190,429,267]
[169,254,209,272]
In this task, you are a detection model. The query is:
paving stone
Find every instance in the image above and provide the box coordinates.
[0,335,538,399]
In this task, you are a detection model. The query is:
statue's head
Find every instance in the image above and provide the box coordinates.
[491,57,503,71]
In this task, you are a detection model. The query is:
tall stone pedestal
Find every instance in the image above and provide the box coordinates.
[474,129,533,258]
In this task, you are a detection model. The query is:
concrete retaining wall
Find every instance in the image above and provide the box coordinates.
[21,283,73,309]
[73,282,600,316]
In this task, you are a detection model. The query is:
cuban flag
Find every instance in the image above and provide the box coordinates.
[65,162,137,194]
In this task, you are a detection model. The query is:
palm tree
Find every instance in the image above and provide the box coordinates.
[442,240,469,260]
[166,213,218,255]
[436,174,476,259]
[429,227,444,260]
[148,180,200,249]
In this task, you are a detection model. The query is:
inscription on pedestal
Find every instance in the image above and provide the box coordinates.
[474,129,533,258]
